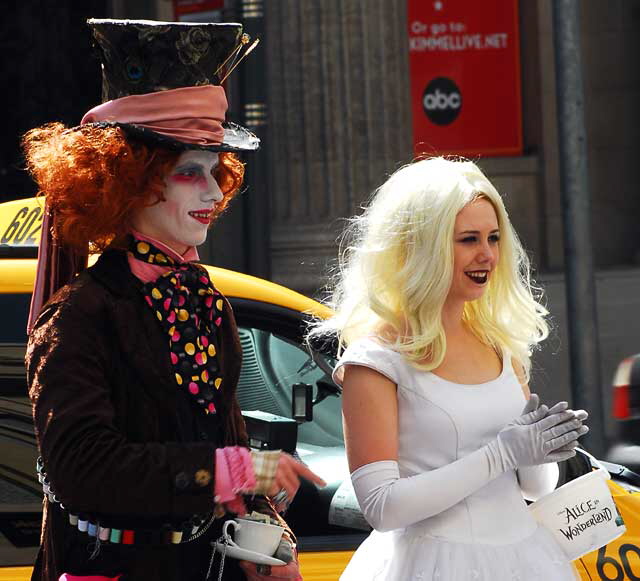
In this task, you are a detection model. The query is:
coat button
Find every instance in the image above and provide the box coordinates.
[194,469,212,487]
[175,472,190,490]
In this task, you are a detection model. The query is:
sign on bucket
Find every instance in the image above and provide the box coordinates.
[528,451,626,561]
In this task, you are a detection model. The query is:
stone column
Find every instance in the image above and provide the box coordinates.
[264,0,413,296]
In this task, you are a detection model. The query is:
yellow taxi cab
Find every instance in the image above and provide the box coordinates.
[1,198,639,581]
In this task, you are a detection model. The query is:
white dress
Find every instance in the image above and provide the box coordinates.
[333,338,578,581]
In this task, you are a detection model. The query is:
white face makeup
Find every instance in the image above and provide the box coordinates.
[131,150,223,255]
[447,197,500,305]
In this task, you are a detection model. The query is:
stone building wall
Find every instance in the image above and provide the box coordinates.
[264,0,414,295]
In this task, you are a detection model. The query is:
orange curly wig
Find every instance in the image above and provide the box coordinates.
[22,122,244,252]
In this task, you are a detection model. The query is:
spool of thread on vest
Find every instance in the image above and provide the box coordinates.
[88,522,98,537]
[78,518,88,532]
[122,530,135,545]
[110,528,122,544]
[99,526,110,541]
[68,513,79,526]
[171,530,183,544]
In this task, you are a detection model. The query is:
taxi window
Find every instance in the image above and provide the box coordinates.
[0,294,30,343]
[0,395,41,567]
[235,326,343,447]
[0,295,40,567]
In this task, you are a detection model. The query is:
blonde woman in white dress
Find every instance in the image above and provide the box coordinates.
[309,157,587,580]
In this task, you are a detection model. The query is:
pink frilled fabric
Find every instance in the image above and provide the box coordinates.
[127,231,199,283]
[214,447,257,515]
[58,575,122,581]
[81,85,228,147]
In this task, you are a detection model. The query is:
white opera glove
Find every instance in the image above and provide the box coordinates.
[516,396,589,500]
[486,395,588,473]
[514,393,561,500]
[518,462,560,501]
[351,396,588,532]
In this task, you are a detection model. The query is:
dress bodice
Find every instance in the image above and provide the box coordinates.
[334,337,537,544]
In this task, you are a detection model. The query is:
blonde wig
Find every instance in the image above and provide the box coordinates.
[310,157,548,380]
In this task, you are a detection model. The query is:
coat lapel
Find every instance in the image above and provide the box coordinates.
[88,250,176,399]
[87,249,243,407]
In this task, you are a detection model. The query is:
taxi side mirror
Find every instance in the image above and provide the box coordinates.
[292,383,313,423]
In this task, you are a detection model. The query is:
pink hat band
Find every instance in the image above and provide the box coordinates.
[80,85,228,147]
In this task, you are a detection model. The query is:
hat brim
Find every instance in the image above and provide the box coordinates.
[84,120,260,153]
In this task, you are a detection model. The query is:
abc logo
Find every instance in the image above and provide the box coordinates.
[422,77,462,126]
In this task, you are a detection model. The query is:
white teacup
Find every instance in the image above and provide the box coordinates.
[222,517,284,556]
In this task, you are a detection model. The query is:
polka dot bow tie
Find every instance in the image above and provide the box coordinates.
[130,239,225,414]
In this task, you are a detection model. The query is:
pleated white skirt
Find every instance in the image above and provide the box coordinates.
[340,524,579,581]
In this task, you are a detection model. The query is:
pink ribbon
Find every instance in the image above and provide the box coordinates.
[58,573,122,581]
[81,85,228,146]
[27,204,87,335]
[127,230,199,284]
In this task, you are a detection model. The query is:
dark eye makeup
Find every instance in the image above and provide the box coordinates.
[174,161,219,178]
[456,232,500,244]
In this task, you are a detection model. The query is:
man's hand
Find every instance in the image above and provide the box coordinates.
[267,453,326,511]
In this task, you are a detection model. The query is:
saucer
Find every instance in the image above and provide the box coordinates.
[213,542,286,566]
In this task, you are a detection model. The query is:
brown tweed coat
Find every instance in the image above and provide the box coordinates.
[26,249,287,581]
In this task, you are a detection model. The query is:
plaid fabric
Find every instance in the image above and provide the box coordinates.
[250,449,281,494]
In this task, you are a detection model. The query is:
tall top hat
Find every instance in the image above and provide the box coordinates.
[80,19,259,152]
[26,19,260,334]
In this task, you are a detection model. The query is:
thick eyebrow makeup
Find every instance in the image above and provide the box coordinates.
[174,162,203,172]
[173,161,219,174]
[458,229,500,235]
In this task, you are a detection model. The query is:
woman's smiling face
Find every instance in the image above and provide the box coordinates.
[446,196,500,305]
[132,150,223,255]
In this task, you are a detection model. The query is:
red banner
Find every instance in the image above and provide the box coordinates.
[408,0,523,157]
[173,0,224,19]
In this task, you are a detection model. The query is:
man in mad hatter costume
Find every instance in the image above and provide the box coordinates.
[23,19,323,581]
